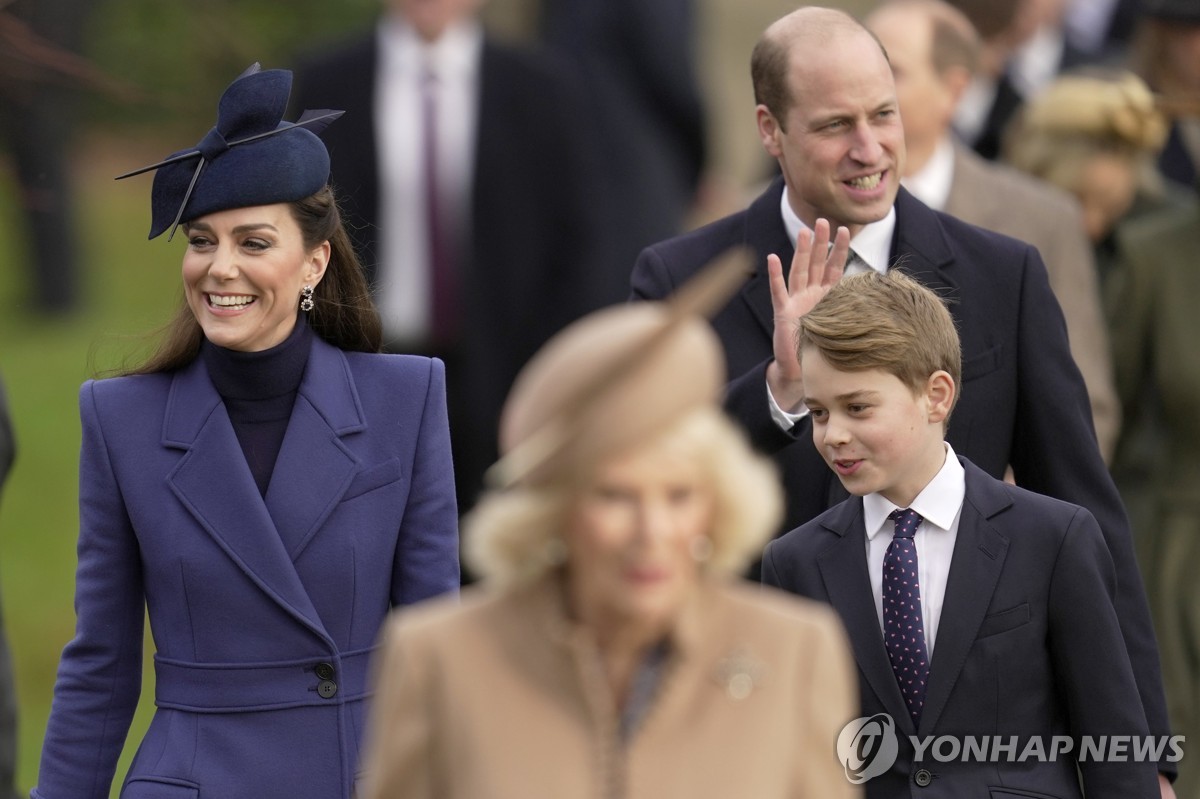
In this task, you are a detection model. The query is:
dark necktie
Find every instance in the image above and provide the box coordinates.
[884,507,929,727]
[421,65,457,345]
[844,248,869,276]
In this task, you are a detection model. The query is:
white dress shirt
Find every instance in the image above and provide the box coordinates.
[863,443,964,656]
[375,18,481,344]
[900,135,956,212]
[779,187,894,276]
[768,187,897,428]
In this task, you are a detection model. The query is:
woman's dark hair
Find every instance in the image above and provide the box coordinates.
[122,185,382,376]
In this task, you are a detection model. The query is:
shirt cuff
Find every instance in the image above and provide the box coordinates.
[767,378,808,431]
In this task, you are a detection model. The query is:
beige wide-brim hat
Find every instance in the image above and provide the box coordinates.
[488,248,753,490]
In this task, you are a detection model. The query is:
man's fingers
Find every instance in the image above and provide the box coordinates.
[767,253,788,311]
[809,218,832,287]
[789,228,813,292]
[827,225,851,284]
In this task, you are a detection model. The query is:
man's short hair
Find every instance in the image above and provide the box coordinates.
[797,270,962,411]
[751,7,889,129]
[924,0,980,76]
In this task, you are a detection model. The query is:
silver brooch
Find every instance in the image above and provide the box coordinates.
[713,647,767,701]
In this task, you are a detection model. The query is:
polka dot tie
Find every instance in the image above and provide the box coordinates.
[885,508,929,727]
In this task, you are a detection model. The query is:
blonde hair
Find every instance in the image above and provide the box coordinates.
[464,407,783,587]
[798,270,962,415]
[1004,70,1169,199]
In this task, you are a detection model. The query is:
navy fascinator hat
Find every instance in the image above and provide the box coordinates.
[117,63,344,240]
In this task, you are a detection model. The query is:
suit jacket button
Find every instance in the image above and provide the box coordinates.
[914,768,933,787]
[317,679,338,699]
[315,662,335,680]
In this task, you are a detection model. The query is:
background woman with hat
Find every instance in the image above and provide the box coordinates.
[32,64,460,799]
[1002,68,1172,281]
[1129,0,1200,189]
[359,253,859,799]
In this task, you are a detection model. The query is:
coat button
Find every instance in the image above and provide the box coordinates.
[914,769,933,787]
[315,662,335,680]
[317,679,338,699]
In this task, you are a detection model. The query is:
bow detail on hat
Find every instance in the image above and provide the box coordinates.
[197,128,231,162]
[117,63,344,241]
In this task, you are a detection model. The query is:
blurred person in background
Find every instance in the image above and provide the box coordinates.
[33,64,459,799]
[0,377,17,799]
[539,0,708,276]
[1107,176,1200,799]
[291,0,616,531]
[0,0,103,314]
[1002,70,1173,561]
[1128,0,1200,189]
[1002,70,1173,286]
[867,0,1121,462]
[948,0,1100,160]
[1063,0,1145,59]
[360,254,859,799]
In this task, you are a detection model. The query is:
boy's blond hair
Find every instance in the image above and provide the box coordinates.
[797,270,962,415]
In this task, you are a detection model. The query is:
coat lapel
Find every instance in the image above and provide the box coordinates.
[816,500,917,734]
[263,338,364,559]
[739,178,794,339]
[918,461,1011,735]
[162,338,365,644]
[890,187,959,303]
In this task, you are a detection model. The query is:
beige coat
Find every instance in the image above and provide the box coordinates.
[361,575,860,799]
[945,143,1121,461]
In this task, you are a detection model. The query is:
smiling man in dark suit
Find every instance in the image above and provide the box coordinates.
[630,6,1175,793]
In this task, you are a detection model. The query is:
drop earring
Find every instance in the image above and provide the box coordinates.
[300,285,314,312]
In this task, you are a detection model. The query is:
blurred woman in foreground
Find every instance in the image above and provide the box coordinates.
[360,255,859,799]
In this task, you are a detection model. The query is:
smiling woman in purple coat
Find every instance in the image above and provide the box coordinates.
[31,64,460,799]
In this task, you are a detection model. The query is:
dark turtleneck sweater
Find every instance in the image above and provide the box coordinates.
[201,316,313,496]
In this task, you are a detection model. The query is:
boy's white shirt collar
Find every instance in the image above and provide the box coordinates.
[863,442,965,539]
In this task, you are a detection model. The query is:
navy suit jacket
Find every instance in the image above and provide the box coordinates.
[35,338,459,799]
[763,458,1159,798]
[630,178,1171,768]
[292,31,616,512]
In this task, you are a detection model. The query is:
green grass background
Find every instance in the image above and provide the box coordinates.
[0,137,183,796]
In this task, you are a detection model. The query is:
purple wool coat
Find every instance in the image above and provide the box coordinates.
[34,336,460,799]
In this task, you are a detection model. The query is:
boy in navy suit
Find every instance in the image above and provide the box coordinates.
[763,269,1162,797]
